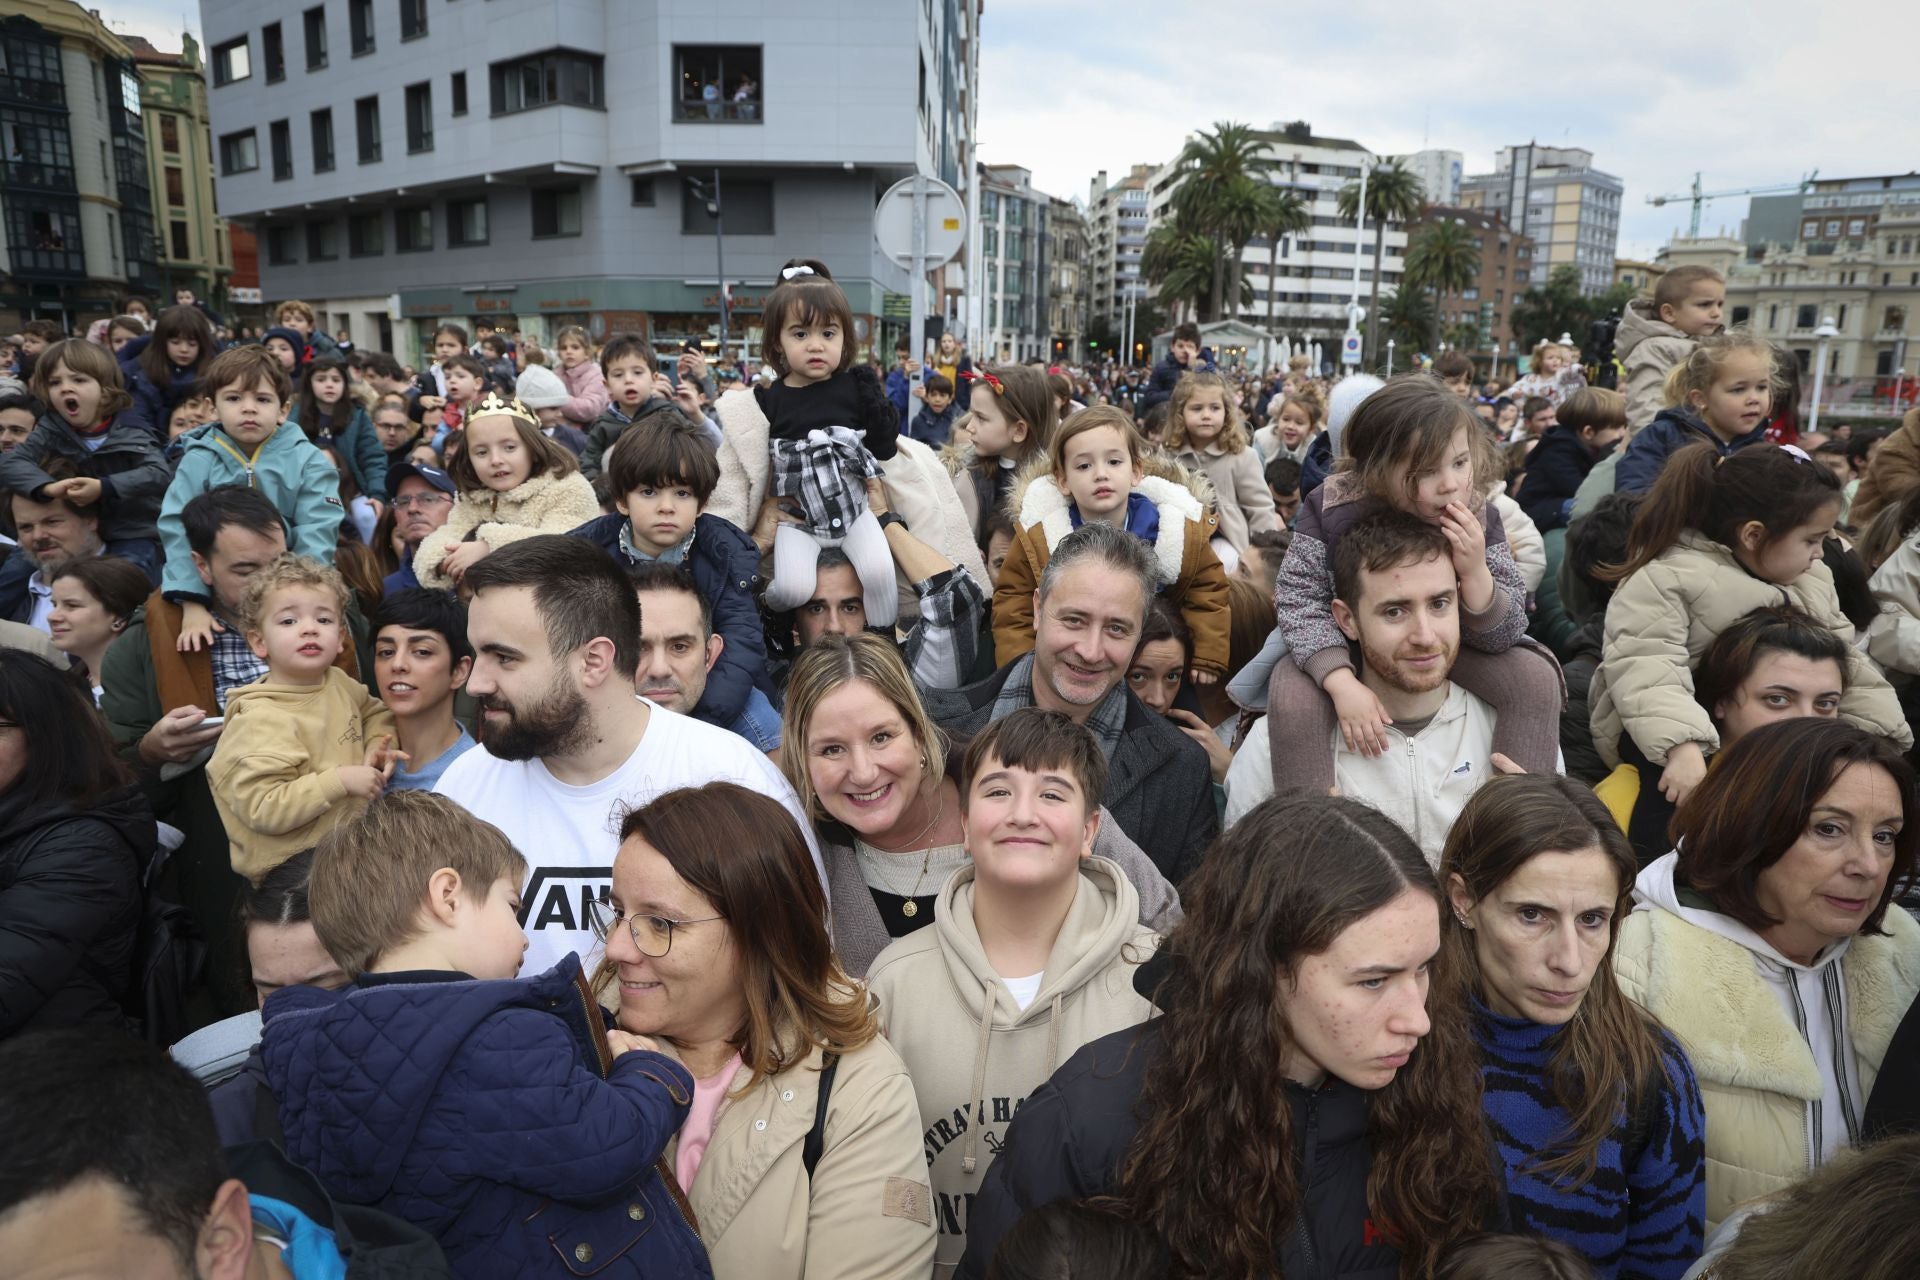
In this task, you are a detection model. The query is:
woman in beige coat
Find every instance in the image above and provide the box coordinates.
[593,782,936,1280]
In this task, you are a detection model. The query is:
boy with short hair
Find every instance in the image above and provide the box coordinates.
[909,370,959,447]
[1142,320,1214,410]
[1617,264,1726,431]
[161,345,343,648]
[207,555,397,881]
[1264,454,1303,527]
[438,353,489,435]
[579,336,696,479]
[259,790,711,1279]
[1521,386,1628,531]
[274,299,340,359]
[371,587,475,792]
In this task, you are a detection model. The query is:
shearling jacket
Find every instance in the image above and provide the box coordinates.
[1590,530,1910,769]
[413,471,601,589]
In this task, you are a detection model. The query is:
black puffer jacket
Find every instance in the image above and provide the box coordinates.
[0,783,151,1039]
[1560,612,1608,784]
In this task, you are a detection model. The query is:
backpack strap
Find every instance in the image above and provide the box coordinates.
[801,1053,841,1182]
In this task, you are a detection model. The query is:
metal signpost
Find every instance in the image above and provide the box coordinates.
[875,174,967,417]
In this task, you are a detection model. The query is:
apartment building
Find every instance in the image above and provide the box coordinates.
[125,32,233,308]
[1461,144,1622,296]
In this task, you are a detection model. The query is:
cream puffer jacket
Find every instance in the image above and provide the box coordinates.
[1589,530,1910,769]
[412,470,602,589]
[1614,900,1920,1229]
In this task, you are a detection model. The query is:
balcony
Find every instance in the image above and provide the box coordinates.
[0,161,76,193]
[0,75,64,108]
[6,243,85,277]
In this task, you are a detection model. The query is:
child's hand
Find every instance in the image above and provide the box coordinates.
[336,764,386,800]
[1492,753,1527,776]
[364,734,407,781]
[606,1030,662,1057]
[418,395,446,412]
[437,540,490,582]
[1187,667,1217,686]
[47,476,103,506]
[175,601,221,652]
[1658,742,1709,805]
[1326,670,1393,757]
[1439,502,1494,610]
[1166,707,1233,783]
[672,378,704,422]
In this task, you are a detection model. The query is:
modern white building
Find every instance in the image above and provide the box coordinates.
[199,0,979,366]
[1460,143,1622,296]
[1395,148,1462,207]
[977,162,1048,363]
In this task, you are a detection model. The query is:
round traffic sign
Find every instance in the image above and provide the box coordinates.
[874,176,967,270]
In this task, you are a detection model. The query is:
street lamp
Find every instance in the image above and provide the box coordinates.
[1809,315,1840,433]
[683,170,729,355]
[1385,338,1395,377]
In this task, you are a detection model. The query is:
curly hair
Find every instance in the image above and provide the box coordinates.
[1165,369,1250,454]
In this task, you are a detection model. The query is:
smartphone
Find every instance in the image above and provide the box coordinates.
[197,715,225,729]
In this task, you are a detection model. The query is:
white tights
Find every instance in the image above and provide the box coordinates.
[764,513,898,628]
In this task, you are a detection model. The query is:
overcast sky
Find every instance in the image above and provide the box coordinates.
[103,0,1920,260]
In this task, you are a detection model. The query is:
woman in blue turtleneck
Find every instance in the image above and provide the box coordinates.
[1441,774,1706,1280]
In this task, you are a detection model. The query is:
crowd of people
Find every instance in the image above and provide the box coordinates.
[5,256,1920,1279]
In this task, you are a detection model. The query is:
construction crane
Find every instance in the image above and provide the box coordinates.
[1647,171,1819,238]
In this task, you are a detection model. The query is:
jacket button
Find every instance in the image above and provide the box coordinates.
[574,1243,593,1264]
[782,1089,795,1102]
[754,1119,767,1131]
[627,1202,647,1221]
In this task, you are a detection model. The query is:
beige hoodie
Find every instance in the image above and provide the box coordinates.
[865,856,1157,1277]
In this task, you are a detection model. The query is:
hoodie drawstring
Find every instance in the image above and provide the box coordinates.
[962,977,994,1175]
[1044,993,1062,1076]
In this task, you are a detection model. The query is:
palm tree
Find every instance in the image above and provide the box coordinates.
[1142,212,1216,322]
[1380,287,1438,357]
[1170,122,1276,321]
[1337,160,1425,362]
[1403,217,1481,357]
[1256,185,1311,332]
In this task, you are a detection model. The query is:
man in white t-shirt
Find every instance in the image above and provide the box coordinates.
[436,535,820,975]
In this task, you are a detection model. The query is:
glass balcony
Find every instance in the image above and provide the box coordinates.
[6,243,85,277]
[0,161,76,193]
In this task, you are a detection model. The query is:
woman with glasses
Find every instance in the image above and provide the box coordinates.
[590,780,935,1280]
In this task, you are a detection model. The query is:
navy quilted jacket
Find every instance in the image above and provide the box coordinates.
[261,954,711,1279]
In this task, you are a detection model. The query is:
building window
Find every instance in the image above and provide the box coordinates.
[405,82,432,153]
[218,129,258,174]
[1730,305,1751,327]
[307,219,338,260]
[1838,304,1848,330]
[681,177,772,235]
[400,0,428,40]
[450,71,467,116]
[1768,304,1779,330]
[263,22,285,81]
[159,113,179,152]
[448,197,488,246]
[671,45,761,121]
[489,50,603,115]
[395,204,432,252]
[169,219,190,258]
[349,211,384,256]
[1824,220,1841,237]
[270,118,292,180]
[164,165,184,205]
[310,108,335,171]
[354,95,381,163]
[1848,219,1866,237]
[1796,304,1817,329]
[304,6,328,70]
[350,0,375,56]
[531,187,581,238]
[212,37,251,86]
[267,224,298,264]
[630,175,654,206]
[1887,306,1908,334]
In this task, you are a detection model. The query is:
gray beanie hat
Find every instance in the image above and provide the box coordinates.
[514,363,569,409]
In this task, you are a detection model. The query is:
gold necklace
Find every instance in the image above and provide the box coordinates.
[867,785,947,918]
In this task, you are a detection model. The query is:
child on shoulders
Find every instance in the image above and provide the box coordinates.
[1616,331,1773,495]
[579,336,701,480]
[551,323,610,431]
[1617,265,1725,432]
[948,362,1056,548]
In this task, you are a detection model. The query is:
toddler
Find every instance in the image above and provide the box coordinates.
[413,393,599,588]
[410,322,469,419]
[122,303,215,440]
[289,356,387,500]
[261,326,306,377]
[161,345,343,650]
[950,362,1056,546]
[3,338,168,578]
[580,335,699,479]
[260,790,711,1279]
[755,259,901,627]
[909,371,958,447]
[1618,265,1725,431]
[511,362,591,455]
[1254,389,1322,464]
[551,323,610,429]
[1506,340,1587,411]
[438,353,489,436]
[993,405,1228,680]
[206,555,398,881]
[1615,332,1774,495]
[1166,369,1276,554]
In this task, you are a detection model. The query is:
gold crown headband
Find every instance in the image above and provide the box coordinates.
[471,390,538,427]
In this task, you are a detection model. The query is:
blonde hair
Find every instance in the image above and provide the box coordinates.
[1529,339,1571,370]
[779,634,945,826]
[1049,404,1145,478]
[1165,370,1250,453]
[308,791,529,977]
[1661,329,1778,410]
[1274,388,1324,428]
[1557,386,1626,434]
[237,554,349,633]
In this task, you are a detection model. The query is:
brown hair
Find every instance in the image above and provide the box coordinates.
[607,782,878,1089]
[237,554,349,633]
[1661,330,1777,410]
[1557,387,1626,436]
[960,707,1108,816]
[607,418,719,504]
[140,305,216,386]
[28,340,133,418]
[274,299,318,326]
[780,633,945,825]
[1048,404,1144,478]
[975,363,1057,467]
[1441,774,1674,1184]
[1165,369,1250,453]
[1653,264,1725,314]
[202,343,293,403]
[1331,508,1453,608]
[1341,374,1498,509]
[1274,388,1324,429]
[1433,351,1475,382]
[760,259,856,376]
[1106,794,1503,1278]
[445,408,578,493]
[1673,717,1920,937]
[1693,605,1850,730]
[1434,1233,1597,1280]
[1602,442,1841,582]
[48,554,151,624]
[307,790,529,977]
[598,333,657,378]
[1696,1134,1920,1280]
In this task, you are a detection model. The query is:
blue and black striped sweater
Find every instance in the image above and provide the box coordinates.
[1473,1001,1707,1280]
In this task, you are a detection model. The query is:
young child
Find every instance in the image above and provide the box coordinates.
[1519,387,1628,532]
[438,353,489,437]
[410,322,469,413]
[569,418,772,730]
[1253,388,1321,464]
[511,362,591,455]
[1166,369,1277,554]
[122,304,215,440]
[1506,340,1587,411]
[412,392,600,589]
[15,318,63,360]
[274,299,339,359]
[755,259,901,627]
[1141,321,1212,411]
[993,405,1228,680]
[478,333,517,395]
[1615,331,1774,495]
[1433,350,1477,399]
[1618,264,1725,432]
[164,394,213,449]
[1590,443,1908,807]
[104,313,147,355]
[1269,374,1564,791]
[579,335,697,479]
[259,790,711,1279]
[3,338,169,578]
[161,345,343,649]
[950,362,1056,547]
[371,587,476,792]
[261,326,307,379]
[908,370,958,447]
[206,555,399,881]
[865,708,1156,1276]
[289,356,387,500]
[551,323,609,430]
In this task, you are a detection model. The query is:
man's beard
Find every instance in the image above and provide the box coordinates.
[476,672,593,761]
[1356,633,1457,697]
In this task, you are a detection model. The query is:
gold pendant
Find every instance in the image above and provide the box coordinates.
[901,899,919,918]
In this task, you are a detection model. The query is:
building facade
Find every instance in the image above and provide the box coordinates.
[1613,257,1665,295]
[1086,163,1152,348]
[125,33,233,310]
[0,0,163,330]
[200,0,978,367]
[1396,148,1462,207]
[1414,205,1534,354]
[1461,144,1622,296]
[1047,194,1087,362]
[976,162,1049,363]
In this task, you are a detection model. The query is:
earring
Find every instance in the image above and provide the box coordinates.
[1453,908,1472,928]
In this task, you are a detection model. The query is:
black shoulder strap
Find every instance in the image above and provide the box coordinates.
[802,1053,841,1182]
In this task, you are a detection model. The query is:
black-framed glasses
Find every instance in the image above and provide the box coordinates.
[585,897,723,958]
